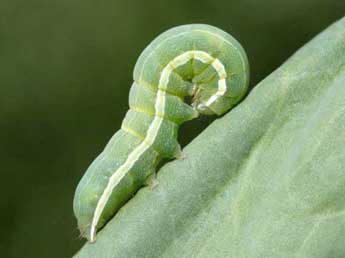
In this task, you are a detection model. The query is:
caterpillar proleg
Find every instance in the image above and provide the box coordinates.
[73,24,249,242]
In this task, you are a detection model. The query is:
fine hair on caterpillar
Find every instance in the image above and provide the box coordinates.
[73,24,249,242]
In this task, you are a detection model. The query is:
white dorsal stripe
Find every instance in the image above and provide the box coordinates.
[89,50,227,242]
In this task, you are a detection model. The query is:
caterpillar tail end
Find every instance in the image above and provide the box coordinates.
[89,225,97,243]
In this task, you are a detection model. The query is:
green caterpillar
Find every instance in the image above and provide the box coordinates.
[73,24,249,242]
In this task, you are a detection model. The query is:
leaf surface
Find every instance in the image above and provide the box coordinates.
[74,17,345,258]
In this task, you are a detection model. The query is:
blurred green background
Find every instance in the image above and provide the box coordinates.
[0,0,344,257]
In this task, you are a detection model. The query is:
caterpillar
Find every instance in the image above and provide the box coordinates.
[73,24,249,242]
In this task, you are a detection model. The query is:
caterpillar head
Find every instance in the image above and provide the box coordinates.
[191,83,244,116]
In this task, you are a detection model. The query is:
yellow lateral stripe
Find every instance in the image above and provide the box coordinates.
[89,50,227,242]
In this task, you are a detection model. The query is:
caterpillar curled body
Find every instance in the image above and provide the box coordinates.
[73,24,249,242]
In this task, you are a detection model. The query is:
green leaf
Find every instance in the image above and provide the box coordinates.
[74,17,345,258]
